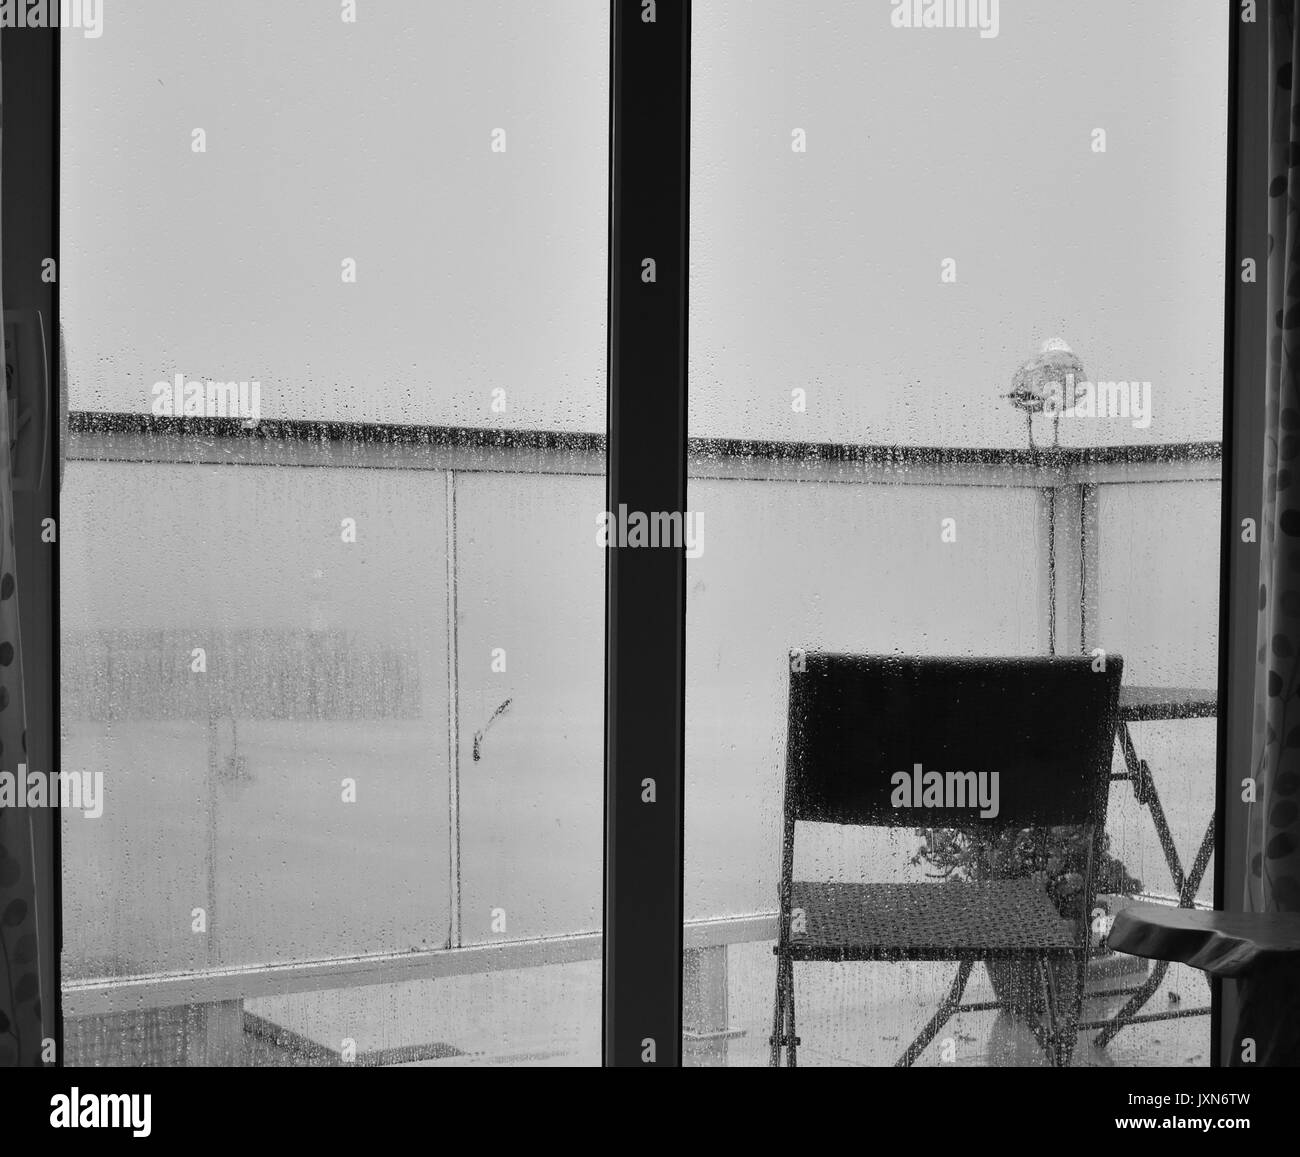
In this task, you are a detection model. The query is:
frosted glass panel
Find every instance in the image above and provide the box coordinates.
[61,462,451,972]
[455,471,603,944]
[685,479,1045,921]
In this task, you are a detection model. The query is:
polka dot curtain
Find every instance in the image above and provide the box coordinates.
[0,317,42,1063]
[0,37,48,1061]
[1248,0,1300,919]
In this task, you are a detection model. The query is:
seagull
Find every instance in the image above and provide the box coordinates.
[1004,338,1085,449]
[472,698,512,762]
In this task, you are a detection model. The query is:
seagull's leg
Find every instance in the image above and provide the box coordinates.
[1026,412,1036,450]
[1053,412,1060,448]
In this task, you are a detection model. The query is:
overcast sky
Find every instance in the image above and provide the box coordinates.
[63,1,1226,448]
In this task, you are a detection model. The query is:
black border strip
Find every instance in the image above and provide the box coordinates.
[603,0,690,1066]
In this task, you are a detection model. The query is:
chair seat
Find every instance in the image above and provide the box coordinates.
[786,879,1079,960]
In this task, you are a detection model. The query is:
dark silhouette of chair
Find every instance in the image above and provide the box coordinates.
[770,653,1123,1067]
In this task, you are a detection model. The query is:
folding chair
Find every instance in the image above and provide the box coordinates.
[770,653,1123,1067]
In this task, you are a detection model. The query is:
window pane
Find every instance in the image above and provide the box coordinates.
[62,0,607,1066]
[62,1,607,432]
[686,0,1226,1067]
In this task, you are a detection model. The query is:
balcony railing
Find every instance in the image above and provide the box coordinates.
[59,413,1222,1064]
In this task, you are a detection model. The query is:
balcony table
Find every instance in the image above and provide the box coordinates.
[1108,904,1300,1065]
[1087,685,1217,1047]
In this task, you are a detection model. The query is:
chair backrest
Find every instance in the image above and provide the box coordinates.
[784,653,1122,832]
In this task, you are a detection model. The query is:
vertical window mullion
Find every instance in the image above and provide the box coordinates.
[1215,0,1268,1067]
[603,0,690,1066]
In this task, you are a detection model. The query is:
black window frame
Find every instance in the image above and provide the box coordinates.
[21,0,1258,1070]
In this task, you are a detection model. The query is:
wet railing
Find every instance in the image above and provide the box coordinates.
[58,414,1222,1063]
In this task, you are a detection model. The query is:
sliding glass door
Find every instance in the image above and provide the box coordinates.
[54,1,1234,1069]
[60,0,608,1066]
[684,0,1227,1067]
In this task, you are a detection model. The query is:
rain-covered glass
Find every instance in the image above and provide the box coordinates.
[684,1,1226,1066]
[61,1,607,1065]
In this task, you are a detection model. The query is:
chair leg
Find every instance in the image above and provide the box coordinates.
[1030,956,1059,1066]
[769,955,799,1067]
[1036,956,1077,1068]
[785,958,799,1067]
[769,955,786,1067]
[1059,950,1086,1067]
[895,960,975,1067]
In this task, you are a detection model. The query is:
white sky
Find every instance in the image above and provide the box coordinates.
[63,1,1227,448]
